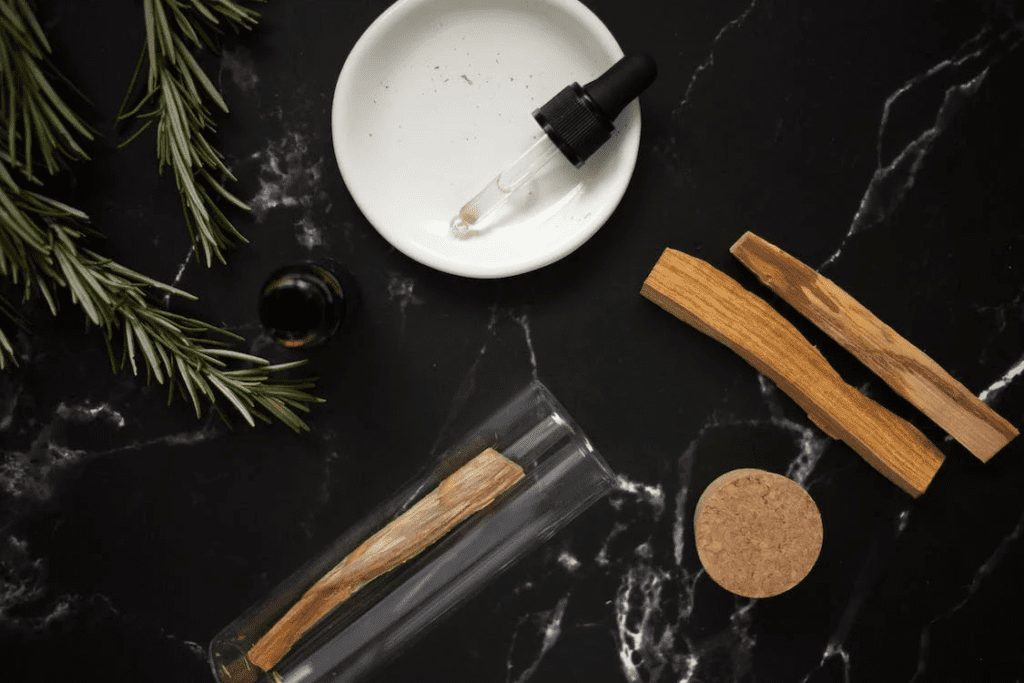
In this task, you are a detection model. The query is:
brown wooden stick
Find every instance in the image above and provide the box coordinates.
[247,448,525,672]
[731,232,1018,462]
[642,248,944,496]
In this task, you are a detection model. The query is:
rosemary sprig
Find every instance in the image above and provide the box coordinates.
[0,155,322,430]
[0,0,322,430]
[0,0,94,176]
[118,0,261,267]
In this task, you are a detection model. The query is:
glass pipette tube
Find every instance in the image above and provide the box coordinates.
[449,135,563,237]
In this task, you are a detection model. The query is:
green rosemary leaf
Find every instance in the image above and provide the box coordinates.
[196,351,228,368]
[71,256,113,307]
[25,59,92,140]
[136,309,183,336]
[152,0,176,67]
[23,192,88,220]
[0,3,27,42]
[262,360,312,373]
[191,366,215,399]
[56,252,101,324]
[168,3,200,47]
[116,120,155,149]
[255,396,299,430]
[192,2,218,26]
[161,80,193,167]
[143,0,158,86]
[209,375,255,426]
[155,336,174,378]
[121,316,137,374]
[131,319,165,384]
[176,357,202,416]
[119,0,261,266]
[201,171,249,211]
[34,276,57,314]
[178,44,228,112]
[0,334,15,368]
[203,348,271,365]
[116,47,147,120]
[16,0,48,52]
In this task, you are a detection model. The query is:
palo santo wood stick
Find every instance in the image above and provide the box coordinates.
[247,448,525,672]
[730,231,1018,461]
[641,248,944,496]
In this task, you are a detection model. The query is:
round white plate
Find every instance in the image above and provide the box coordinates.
[332,0,640,278]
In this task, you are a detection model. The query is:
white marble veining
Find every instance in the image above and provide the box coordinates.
[505,595,569,683]
[675,0,760,114]
[896,509,912,535]
[911,509,1024,681]
[248,129,331,250]
[2,409,90,502]
[0,536,45,625]
[978,353,1024,405]
[0,393,219,640]
[615,553,674,683]
[513,314,539,381]
[1,397,216,498]
[296,215,326,249]
[556,551,581,573]
[804,641,851,683]
[386,274,423,330]
[56,401,126,428]
[161,244,196,307]
[820,27,1023,269]
[800,551,879,683]
[614,475,665,518]
[594,522,626,567]
[975,291,1023,334]
[219,47,260,94]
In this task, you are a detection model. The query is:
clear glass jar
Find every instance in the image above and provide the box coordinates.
[209,380,614,683]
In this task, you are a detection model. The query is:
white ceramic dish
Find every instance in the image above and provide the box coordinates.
[332,0,640,278]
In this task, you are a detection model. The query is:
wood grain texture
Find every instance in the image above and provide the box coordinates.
[731,232,1018,462]
[641,248,944,496]
[247,448,525,672]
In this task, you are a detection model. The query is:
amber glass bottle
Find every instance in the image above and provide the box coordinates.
[258,262,348,348]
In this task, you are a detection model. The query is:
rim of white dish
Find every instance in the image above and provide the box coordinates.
[331,0,640,278]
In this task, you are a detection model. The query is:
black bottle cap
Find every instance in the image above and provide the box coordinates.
[532,54,657,167]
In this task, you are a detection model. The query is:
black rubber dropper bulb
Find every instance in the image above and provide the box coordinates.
[533,53,658,167]
[583,54,658,122]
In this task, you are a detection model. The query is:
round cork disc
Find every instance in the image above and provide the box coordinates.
[694,468,823,598]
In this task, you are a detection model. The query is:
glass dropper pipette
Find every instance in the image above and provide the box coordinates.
[450,53,657,237]
[450,135,562,236]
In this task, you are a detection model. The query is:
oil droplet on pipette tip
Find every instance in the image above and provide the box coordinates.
[450,204,479,237]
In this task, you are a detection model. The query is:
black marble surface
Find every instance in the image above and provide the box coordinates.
[2,0,1023,681]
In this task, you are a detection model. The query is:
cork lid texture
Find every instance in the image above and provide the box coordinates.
[695,468,823,598]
